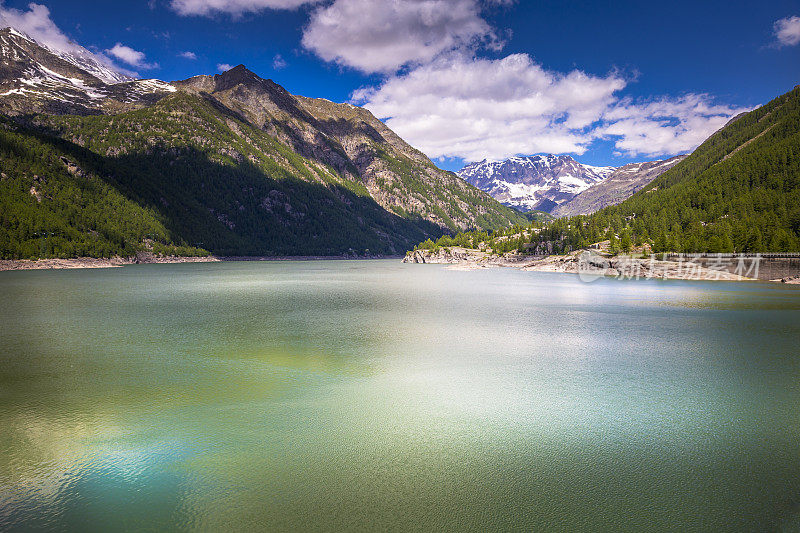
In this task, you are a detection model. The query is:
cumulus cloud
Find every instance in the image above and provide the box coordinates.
[600,95,749,157]
[353,53,623,161]
[272,53,287,69]
[167,0,748,162]
[171,0,315,16]
[774,15,800,47]
[178,50,198,59]
[301,0,500,74]
[217,63,234,71]
[353,53,748,161]
[107,43,158,69]
[0,2,135,77]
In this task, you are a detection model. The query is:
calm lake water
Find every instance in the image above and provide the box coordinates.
[1,260,800,532]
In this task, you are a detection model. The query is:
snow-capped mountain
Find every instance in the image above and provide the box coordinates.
[48,47,133,85]
[0,27,174,115]
[457,154,616,212]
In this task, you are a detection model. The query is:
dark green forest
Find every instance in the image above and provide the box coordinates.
[4,83,798,260]
[0,92,520,259]
[417,86,800,255]
[0,116,207,259]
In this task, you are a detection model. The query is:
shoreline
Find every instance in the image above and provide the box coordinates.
[2,250,798,284]
[0,254,404,272]
[0,255,220,272]
[219,255,404,262]
[404,247,800,284]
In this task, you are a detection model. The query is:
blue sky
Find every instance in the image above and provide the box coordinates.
[1,0,798,170]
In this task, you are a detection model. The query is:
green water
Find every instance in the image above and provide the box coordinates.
[1,260,800,532]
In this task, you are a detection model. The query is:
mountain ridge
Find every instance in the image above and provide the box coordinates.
[0,30,525,259]
[457,154,615,212]
[551,156,687,217]
[0,27,174,116]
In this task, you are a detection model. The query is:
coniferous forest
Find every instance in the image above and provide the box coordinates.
[0,92,523,260]
[415,86,800,255]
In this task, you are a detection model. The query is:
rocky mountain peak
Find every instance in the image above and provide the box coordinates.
[0,27,174,115]
[213,64,263,91]
[175,64,297,115]
[0,26,131,85]
[0,26,102,85]
[458,154,615,212]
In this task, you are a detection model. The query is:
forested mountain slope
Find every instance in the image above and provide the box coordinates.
[0,29,524,259]
[412,86,800,255]
[587,86,800,253]
[0,116,205,258]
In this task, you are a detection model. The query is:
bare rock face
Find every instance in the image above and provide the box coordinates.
[551,156,687,217]
[133,251,155,264]
[404,250,428,263]
[403,247,491,264]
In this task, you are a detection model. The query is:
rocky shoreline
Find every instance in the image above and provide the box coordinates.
[0,253,405,272]
[403,247,800,283]
[0,253,219,272]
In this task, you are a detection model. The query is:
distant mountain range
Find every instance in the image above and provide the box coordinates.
[457,153,686,215]
[413,85,800,255]
[457,154,615,213]
[0,26,524,259]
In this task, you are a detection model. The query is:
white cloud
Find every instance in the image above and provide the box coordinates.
[217,63,234,71]
[179,50,198,60]
[0,2,135,77]
[353,53,624,161]
[171,0,315,16]
[600,95,750,157]
[107,43,158,69]
[774,15,800,47]
[272,53,287,70]
[301,0,500,74]
[353,53,748,161]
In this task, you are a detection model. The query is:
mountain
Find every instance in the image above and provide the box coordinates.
[408,85,800,256]
[0,28,173,116]
[551,156,687,217]
[457,154,615,212]
[535,86,800,253]
[0,29,525,259]
[1,27,132,85]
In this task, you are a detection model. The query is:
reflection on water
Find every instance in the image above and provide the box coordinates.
[1,261,800,531]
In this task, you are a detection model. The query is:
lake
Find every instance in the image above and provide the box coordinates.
[1,260,799,531]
